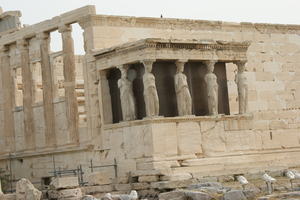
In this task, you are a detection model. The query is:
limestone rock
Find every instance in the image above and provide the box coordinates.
[158,190,186,200]
[16,178,41,200]
[221,190,247,200]
[188,182,222,190]
[242,189,256,199]
[185,191,214,200]
[25,184,42,200]
[58,188,83,198]
[87,172,111,186]
[80,195,100,200]
[50,177,79,189]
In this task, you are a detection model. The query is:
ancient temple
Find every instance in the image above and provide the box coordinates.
[0,5,300,188]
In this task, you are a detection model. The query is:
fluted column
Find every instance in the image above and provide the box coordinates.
[141,59,159,117]
[36,32,56,147]
[234,60,248,114]
[0,45,15,151]
[204,60,218,116]
[17,39,35,149]
[58,24,79,144]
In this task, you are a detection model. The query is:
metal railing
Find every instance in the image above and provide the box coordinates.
[89,158,117,178]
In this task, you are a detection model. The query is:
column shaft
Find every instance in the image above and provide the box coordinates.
[17,39,35,149]
[59,25,79,144]
[37,32,56,147]
[0,46,15,151]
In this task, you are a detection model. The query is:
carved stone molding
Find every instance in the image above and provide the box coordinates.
[16,39,29,50]
[141,59,156,68]
[36,32,50,44]
[203,60,217,68]
[58,24,72,33]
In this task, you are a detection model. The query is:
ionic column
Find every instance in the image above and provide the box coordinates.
[234,60,248,114]
[0,45,15,151]
[17,39,35,149]
[141,59,159,117]
[58,24,79,144]
[204,60,218,116]
[36,32,56,147]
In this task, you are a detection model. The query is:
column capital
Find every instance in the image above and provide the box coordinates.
[175,59,188,68]
[140,59,156,67]
[234,60,247,68]
[0,45,9,54]
[58,24,72,33]
[203,60,217,68]
[16,39,29,51]
[36,32,50,44]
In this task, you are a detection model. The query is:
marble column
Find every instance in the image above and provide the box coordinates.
[234,60,248,114]
[59,24,79,144]
[141,59,159,117]
[36,32,56,147]
[17,39,35,149]
[0,45,15,151]
[204,60,218,116]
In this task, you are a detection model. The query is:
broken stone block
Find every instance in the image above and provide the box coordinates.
[80,195,99,200]
[50,177,79,189]
[25,183,42,200]
[188,182,222,190]
[16,178,41,200]
[58,188,83,198]
[185,191,214,200]
[87,172,111,185]
[1,194,16,200]
[158,190,186,200]
[221,190,247,200]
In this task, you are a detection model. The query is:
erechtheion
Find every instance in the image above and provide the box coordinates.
[0,5,300,190]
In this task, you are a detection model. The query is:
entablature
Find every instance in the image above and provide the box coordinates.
[93,38,251,70]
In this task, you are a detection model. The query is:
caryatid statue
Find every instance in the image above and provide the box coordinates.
[234,60,248,114]
[204,60,218,116]
[117,65,136,121]
[174,60,192,116]
[141,60,159,117]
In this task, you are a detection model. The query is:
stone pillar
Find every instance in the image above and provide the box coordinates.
[141,59,159,117]
[0,45,15,151]
[174,60,192,116]
[98,70,112,124]
[17,39,35,149]
[204,60,218,116]
[36,32,56,147]
[58,24,79,144]
[234,60,248,114]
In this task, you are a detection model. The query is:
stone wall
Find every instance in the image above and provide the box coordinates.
[0,5,300,190]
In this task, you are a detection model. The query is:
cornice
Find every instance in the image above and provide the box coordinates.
[79,14,300,34]
[94,39,251,61]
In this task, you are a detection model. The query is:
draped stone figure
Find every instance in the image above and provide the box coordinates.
[117,65,136,121]
[142,60,159,117]
[174,60,192,116]
[235,60,248,114]
[204,60,218,116]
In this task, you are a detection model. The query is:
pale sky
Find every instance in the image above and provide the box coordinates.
[1,0,300,54]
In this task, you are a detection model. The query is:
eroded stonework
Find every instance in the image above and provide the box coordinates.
[0,5,300,195]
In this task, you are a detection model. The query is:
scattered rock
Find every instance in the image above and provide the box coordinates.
[221,190,247,200]
[188,182,222,190]
[158,190,186,200]
[185,191,215,200]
